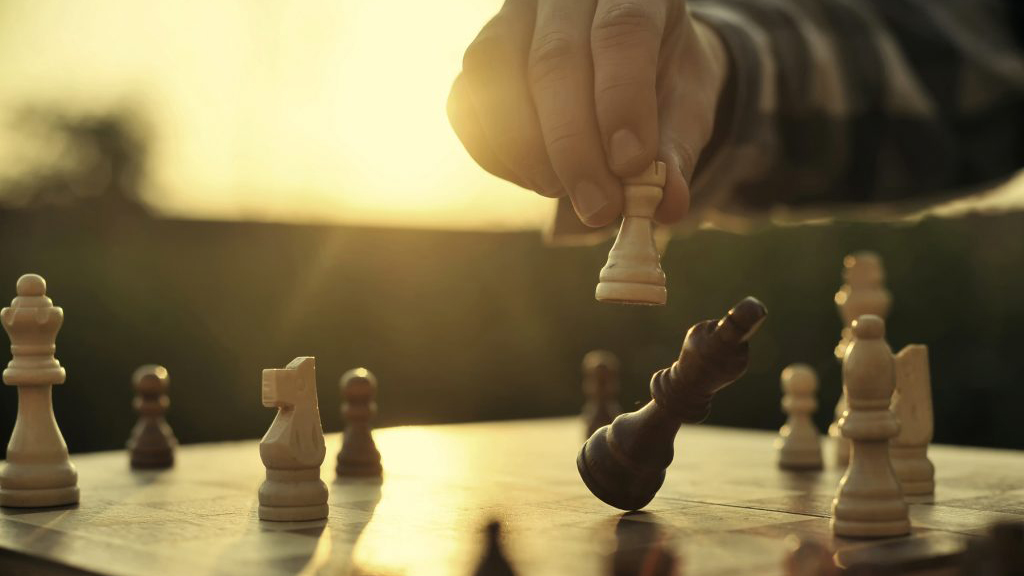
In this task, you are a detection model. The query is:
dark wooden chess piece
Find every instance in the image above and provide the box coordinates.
[473,521,517,576]
[577,297,768,511]
[582,350,621,438]
[127,365,177,469]
[335,368,383,478]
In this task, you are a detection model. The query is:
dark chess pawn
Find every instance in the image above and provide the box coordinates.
[577,297,768,511]
[127,365,177,469]
[335,368,383,478]
[473,521,517,576]
[581,350,621,438]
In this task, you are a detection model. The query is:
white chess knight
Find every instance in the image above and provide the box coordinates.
[595,161,667,306]
[831,315,909,538]
[890,344,935,496]
[776,364,823,470]
[0,274,79,507]
[258,356,328,521]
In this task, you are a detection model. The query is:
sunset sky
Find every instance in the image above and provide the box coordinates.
[0,1,1021,229]
[0,0,552,229]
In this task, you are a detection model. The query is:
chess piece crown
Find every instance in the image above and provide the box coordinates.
[2,274,66,386]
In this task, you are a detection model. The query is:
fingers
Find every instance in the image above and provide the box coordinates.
[528,0,623,227]
[591,0,667,177]
[458,0,564,198]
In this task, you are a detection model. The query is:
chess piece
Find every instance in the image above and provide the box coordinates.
[776,364,823,470]
[258,356,328,521]
[0,274,79,508]
[473,521,517,576]
[596,161,667,306]
[830,252,891,467]
[127,365,177,469]
[783,536,839,576]
[581,350,621,438]
[335,368,383,478]
[577,297,767,511]
[890,345,935,496]
[830,315,910,538]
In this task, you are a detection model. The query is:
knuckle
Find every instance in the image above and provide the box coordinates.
[528,31,579,85]
[591,2,660,50]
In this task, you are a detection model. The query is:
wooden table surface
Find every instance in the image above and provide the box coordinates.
[1,417,1022,576]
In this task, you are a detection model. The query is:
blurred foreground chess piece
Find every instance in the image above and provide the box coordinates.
[581,350,621,438]
[961,521,1024,576]
[783,536,838,576]
[776,364,823,470]
[473,521,517,576]
[335,368,383,478]
[258,357,328,521]
[890,345,935,496]
[596,162,667,306]
[610,513,680,576]
[0,274,79,507]
[830,252,891,467]
[127,365,177,469]
[578,297,767,510]
[831,316,909,538]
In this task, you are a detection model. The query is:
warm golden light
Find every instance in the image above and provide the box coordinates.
[0,0,552,229]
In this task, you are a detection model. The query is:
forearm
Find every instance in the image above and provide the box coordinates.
[689,0,1024,217]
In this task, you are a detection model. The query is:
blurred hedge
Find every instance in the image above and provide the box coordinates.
[0,206,1022,455]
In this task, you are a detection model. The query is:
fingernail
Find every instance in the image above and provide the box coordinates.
[573,181,610,222]
[609,129,644,167]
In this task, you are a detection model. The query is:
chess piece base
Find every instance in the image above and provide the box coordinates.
[595,281,666,306]
[830,517,911,538]
[576,426,665,511]
[336,461,383,478]
[258,503,329,522]
[0,485,79,508]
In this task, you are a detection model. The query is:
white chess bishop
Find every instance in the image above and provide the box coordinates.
[596,161,667,306]
[0,274,79,508]
[831,315,909,538]
[258,356,329,521]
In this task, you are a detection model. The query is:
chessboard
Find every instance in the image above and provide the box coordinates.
[1,417,1022,576]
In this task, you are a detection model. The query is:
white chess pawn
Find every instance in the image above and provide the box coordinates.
[258,356,328,521]
[0,274,79,508]
[595,162,667,306]
[830,252,891,467]
[831,315,909,538]
[776,364,823,470]
[890,344,935,496]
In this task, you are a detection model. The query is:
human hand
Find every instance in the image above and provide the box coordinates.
[447,0,729,227]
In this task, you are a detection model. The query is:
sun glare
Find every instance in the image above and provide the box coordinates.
[0,0,552,229]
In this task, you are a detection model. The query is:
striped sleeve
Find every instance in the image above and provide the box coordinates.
[688,0,1024,218]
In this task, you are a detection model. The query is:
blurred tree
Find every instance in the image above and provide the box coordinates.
[0,108,150,214]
